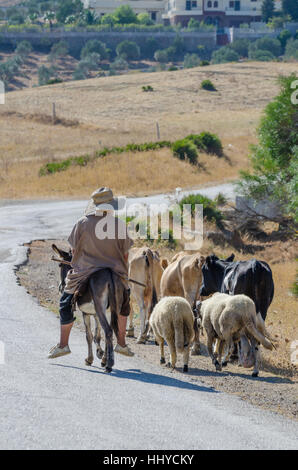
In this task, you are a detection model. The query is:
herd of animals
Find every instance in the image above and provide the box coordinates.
[52,245,276,376]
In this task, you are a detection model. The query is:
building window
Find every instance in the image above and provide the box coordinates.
[229,1,234,6]
[192,1,197,7]
[207,1,212,7]
[186,0,191,10]
[151,11,157,21]
[235,0,240,10]
[214,1,218,6]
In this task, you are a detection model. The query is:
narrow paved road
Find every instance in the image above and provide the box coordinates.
[0,186,297,450]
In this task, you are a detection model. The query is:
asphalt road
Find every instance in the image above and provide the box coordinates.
[0,186,297,450]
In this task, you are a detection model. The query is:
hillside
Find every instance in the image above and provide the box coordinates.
[0,61,297,199]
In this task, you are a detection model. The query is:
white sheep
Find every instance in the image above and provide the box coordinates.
[149,296,195,372]
[196,292,274,377]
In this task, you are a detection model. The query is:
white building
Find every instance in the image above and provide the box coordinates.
[83,1,166,23]
[163,0,263,27]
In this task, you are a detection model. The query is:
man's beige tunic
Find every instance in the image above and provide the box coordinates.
[64,214,133,294]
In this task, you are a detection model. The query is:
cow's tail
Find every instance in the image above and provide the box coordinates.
[108,271,119,339]
[245,318,273,350]
[253,260,274,321]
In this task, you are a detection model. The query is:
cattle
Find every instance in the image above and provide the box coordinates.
[196,293,274,377]
[128,247,168,344]
[200,255,274,321]
[160,251,205,355]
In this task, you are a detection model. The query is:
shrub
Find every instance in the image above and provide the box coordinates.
[142,37,159,59]
[187,132,223,156]
[112,57,128,70]
[277,29,292,52]
[15,40,32,57]
[179,194,224,228]
[50,40,69,60]
[80,40,108,60]
[212,47,240,64]
[172,139,198,165]
[38,65,56,86]
[137,13,154,26]
[200,60,210,66]
[154,49,169,63]
[113,5,138,24]
[183,53,200,69]
[249,49,275,61]
[284,38,298,60]
[79,52,101,71]
[249,37,282,57]
[142,85,154,92]
[229,39,250,57]
[116,40,140,60]
[47,78,63,85]
[201,79,216,91]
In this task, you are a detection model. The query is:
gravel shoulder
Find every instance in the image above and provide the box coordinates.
[17,239,298,422]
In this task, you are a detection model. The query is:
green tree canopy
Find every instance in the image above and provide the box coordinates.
[261,0,275,22]
[113,5,138,24]
[282,0,298,21]
[236,74,298,225]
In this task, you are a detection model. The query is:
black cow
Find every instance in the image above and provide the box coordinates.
[200,255,274,321]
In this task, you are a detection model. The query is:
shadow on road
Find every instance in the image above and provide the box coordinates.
[51,363,218,393]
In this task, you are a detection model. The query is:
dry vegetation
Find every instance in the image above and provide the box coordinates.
[1,61,297,199]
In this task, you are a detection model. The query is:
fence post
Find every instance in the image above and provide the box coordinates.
[156,121,160,140]
[52,102,56,124]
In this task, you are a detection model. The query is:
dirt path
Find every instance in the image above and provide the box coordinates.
[17,239,298,421]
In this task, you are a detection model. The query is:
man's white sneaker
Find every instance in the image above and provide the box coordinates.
[114,344,134,357]
[48,344,71,359]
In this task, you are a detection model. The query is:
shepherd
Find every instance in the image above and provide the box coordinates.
[48,187,134,368]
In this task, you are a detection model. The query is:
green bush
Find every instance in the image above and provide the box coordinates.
[229,39,250,57]
[50,40,69,60]
[201,79,216,91]
[212,47,240,64]
[249,49,275,61]
[179,194,224,228]
[172,139,198,165]
[38,65,56,86]
[15,40,32,57]
[80,39,109,60]
[154,49,169,63]
[116,40,140,60]
[200,60,210,66]
[249,37,282,57]
[187,132,223,156]
[142,85,154,92]
[284,38,298,60]
[277,29,292,52]
[183,53,200,69]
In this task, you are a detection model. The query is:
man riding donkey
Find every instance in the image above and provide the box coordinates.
[48,187,134,359]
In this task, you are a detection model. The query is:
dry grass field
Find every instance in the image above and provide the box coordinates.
[0,61,297,199]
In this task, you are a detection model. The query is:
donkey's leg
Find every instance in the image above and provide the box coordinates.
[83,313,94,366]
[126,308,134,338]
[90,281,114,373]
[93,314,104,359]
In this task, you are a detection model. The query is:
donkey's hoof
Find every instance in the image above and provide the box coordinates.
[85,358,93,366]
[137,337,146,344]
[215,363,222,372]
[126,328,135,338]
[252,372,259,378]
[96,349,104,359]
[105,367,113,373]
[160,357,166,365]
[222,361,228,367]
[183,365,189,373]
[101,359,107,367]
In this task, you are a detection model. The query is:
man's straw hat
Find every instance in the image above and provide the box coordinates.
[85,187,126,216]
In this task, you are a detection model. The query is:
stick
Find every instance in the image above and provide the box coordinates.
[51,256,146,288]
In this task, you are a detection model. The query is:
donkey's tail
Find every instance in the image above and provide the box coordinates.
[108,271,119,339]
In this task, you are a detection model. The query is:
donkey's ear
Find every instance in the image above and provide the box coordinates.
[205,256,211,266]
[52,244,69,260]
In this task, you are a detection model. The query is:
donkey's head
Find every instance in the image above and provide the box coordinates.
[52,244,72,293]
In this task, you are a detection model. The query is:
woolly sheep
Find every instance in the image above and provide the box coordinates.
[149,296,195,372]
[196,292,274,377]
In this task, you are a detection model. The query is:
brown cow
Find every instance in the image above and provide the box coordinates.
[128,247,168,343]
[160,251,205,354]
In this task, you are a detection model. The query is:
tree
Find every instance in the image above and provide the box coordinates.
[154,49,169,63]
[284,38,298,60]
[116,41,140,61]
[113,5,137,24]
[137,13,154,26]
[278,29,292,53]
[38,65,56,86]
[211,47,240,64]
[282,0,298,21]
[80,40,109,60]
[56,0,83,24]
[15,41,32,58]
[261,0,275,23]
[249,37,282,57]
[50,41,69,61]
[236,74,298,225]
